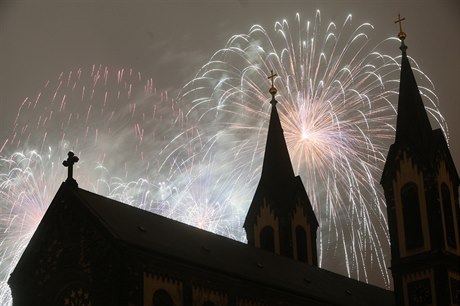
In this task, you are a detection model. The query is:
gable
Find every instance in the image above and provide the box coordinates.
[8,183,122,305]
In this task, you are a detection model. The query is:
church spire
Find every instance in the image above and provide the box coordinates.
[260,70,295,186]
[394,16,433,149]
[244,70,318,265]
[381,16,460,306]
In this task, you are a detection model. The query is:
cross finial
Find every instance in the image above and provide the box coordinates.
[394,14,406,41]
[267,69,278,101]
[63,151,79,187]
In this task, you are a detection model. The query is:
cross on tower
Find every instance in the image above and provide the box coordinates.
[268,70,277,88]
[63,151,79,186]
[267,69,278,99]
[394,14,406,41]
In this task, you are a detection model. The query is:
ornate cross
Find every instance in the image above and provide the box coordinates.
[394,14,406,41]
[63,151,79,184]
[268,70,277,88]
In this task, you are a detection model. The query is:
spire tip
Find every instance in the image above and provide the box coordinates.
[394,14,407,51]
[267,70,278,102]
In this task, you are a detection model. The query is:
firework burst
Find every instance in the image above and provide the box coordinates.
[0,65,183,305]
[0,64,248,305]
[177,11,448,288]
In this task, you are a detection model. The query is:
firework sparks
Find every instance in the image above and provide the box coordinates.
[0,64,246,305]
[177,11,448,288]
[0,65,181,305]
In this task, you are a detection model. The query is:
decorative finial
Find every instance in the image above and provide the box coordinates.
[268,70,278,104]
[395,14,406,40]
[394,14,406,41]
[394,14,407,52]
[63,151,79,187]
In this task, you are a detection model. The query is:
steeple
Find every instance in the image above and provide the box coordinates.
[381,16,460,306]
[244,71,318,265]
[260,70,295,187]
[394,36,433,150]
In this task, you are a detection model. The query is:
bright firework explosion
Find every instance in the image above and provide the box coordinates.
[0,65,244,305]
[177,11,448,288]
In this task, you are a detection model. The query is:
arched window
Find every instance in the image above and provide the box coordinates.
[401,183,424,250]
[441,183,456,248]
[260,226,275,252]
[295,225,308,263]
[153,289,174,306]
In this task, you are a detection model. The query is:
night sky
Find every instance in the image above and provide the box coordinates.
[1,1,459,165]
[0,0,459,290]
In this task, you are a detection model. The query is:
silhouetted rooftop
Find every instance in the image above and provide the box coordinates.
[62,184,394,306]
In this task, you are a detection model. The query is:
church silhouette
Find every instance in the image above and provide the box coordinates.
[9,20,459,306]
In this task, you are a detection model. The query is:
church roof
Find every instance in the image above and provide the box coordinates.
[62,183,393,306]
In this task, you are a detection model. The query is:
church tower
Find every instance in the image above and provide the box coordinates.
[381,17,460,306]
[244,71,319,266]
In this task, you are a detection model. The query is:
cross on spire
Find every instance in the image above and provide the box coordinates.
[268,70,277,88]
[394,14,406,41]
[267,69,278,101]
[63,151,79,187]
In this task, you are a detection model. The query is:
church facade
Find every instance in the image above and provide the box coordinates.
[8,23,459,306]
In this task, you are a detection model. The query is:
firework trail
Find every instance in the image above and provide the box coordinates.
[6,64,178,175]
[0,152,51,304]
[0,65,244,305]
[0,65,162,305]
[177,11,448,288]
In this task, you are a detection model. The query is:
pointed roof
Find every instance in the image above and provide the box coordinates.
[244,79,307,229]
[382,21,459,184]
[395,41,433,149]
[260,95,295,187]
